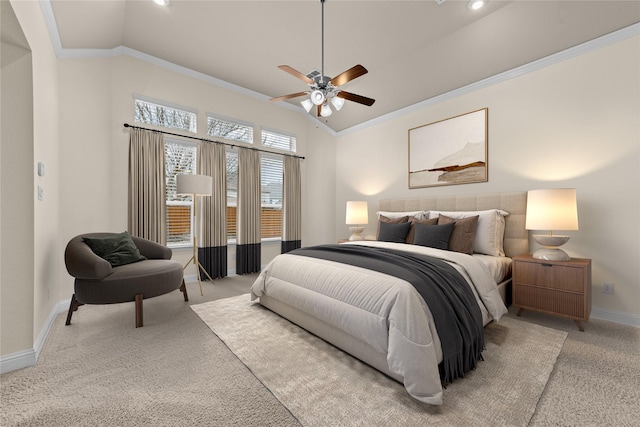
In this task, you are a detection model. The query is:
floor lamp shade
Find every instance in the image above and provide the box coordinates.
[346,201,368,241]
[526,188,579,261]
[175,174,214,295]
[176,174,212,196]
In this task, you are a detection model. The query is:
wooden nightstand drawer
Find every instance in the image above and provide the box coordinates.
[515,262,585,293]
[513,284,586,319]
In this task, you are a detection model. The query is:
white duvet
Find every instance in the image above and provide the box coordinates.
[250,241,508,405]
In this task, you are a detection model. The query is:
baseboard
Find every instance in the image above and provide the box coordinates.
[0,349,36,374]
[591,306,640,328]
[0,300,69,374]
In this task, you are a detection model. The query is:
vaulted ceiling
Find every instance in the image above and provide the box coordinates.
[47,0,640,132]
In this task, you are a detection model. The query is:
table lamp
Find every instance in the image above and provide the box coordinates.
[525,188,579,261]
[345,201,368,241]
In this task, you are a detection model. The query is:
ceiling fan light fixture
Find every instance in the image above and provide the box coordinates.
[331,96,345,111]
[320,103,332,117]
[310,90,325,105]
[153,0,170,6]
[301,98,314,112]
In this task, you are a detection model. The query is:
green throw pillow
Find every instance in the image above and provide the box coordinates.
[83,231,146,267]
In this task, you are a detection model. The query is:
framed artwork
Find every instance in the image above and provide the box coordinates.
[408,108,488,189]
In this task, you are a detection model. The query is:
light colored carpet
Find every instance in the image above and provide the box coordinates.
[192,294,568,426]
[0,278,299,427]
[516,308,640,427]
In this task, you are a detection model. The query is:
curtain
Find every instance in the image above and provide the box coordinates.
[128,128,166,244]
[281,156,302,253]
[197,142,227,279]
[236,148,261,274]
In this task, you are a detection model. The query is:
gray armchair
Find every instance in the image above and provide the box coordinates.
[64,232,188,328]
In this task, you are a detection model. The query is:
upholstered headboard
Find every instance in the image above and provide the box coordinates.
[379,191,528,258]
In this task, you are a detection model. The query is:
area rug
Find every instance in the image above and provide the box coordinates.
[192,294,567,426]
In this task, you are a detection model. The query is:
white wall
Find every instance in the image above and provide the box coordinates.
[1,2,34,357]
[335,35,640,320]
[1,0,61,367]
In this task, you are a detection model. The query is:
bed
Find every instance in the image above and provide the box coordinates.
[250,192,528,405]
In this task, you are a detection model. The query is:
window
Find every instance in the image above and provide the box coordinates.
[226,150,238,241]
[134,96,197,133]
[225,151,284,242]
[165,140,197,246]
[261,128,297,152]
[261,155,283,239]
[208,114,253,144]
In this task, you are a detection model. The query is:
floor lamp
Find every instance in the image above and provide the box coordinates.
[177,174,215,296]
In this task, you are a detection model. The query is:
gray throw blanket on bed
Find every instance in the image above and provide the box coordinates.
[291,244,485,386]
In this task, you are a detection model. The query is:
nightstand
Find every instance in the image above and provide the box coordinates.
[512,254,591,331]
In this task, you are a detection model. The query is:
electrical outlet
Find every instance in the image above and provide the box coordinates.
[602,282,614,295]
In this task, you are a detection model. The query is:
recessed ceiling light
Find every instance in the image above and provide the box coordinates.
[468,0,486,10]
[153,0,170,6]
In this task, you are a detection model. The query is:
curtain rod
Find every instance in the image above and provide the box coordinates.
[123,123,305,160]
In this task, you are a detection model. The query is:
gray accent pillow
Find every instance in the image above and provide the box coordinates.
[413,222,455,250]
[83,231,146,267]
[376,215,409,240]
[377,221,411,243]
[406,217,438,244]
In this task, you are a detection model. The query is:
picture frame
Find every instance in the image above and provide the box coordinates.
[408,108,488,189]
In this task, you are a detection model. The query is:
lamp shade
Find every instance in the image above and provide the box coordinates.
[176,174,212,196]
[320,103,332,117]
[345,201,368,225]
[526,188,578,231]
[331,96,345,111]
[301,98,314,113]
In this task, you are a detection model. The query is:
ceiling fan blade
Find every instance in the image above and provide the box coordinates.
[337,91,375,107]
[278,65,315,85]
[269,92,308,103]
[330,64,368,87]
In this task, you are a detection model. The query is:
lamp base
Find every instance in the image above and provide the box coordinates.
[531,234,571,261]
[531,247,570,261]
[348,226,365,241]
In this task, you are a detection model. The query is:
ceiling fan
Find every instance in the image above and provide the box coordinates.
[269,0,375,117]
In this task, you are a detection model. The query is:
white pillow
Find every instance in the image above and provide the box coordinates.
[427,209,509,256]
[376,210,427,220]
